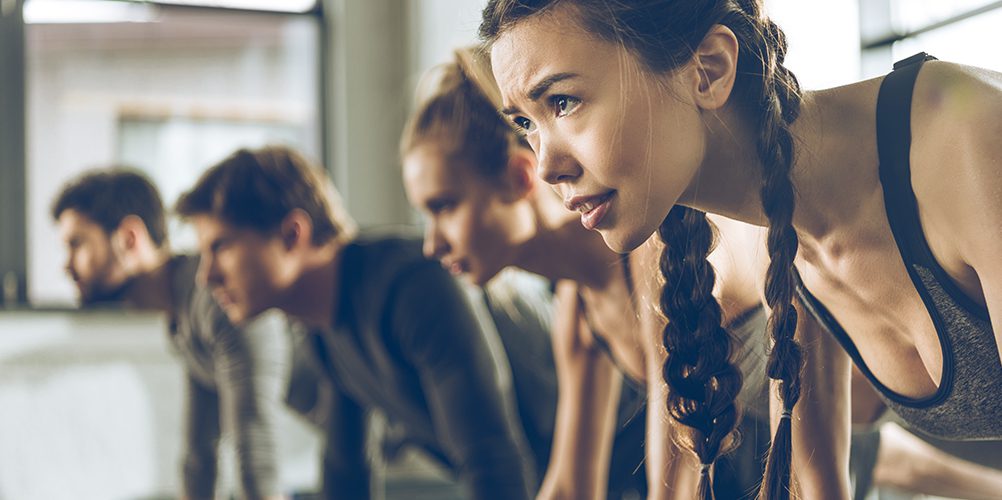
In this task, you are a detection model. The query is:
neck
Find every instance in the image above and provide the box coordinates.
[511,187,617,288]
[277,240,346,329]
[678,88,871,240]
[123,251,174,313]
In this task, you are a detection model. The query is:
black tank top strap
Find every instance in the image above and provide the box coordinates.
[876,52,990,320]
[876,52,938,269]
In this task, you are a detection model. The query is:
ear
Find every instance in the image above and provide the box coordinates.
[112,215,150,254]
[279,209,314,251]
[501,147,536,202]
[690,24,739,111]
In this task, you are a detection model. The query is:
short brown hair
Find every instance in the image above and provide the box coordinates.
[52,168,168,248]
[175,145,356,245]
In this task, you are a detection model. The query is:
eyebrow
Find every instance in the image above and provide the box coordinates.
[500,72,579,115]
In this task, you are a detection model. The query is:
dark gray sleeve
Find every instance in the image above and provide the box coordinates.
[182,374,221,500]
[291,328,372,500]
[207,308,290,499]
[321,383,370,500]
[389,263,534,500]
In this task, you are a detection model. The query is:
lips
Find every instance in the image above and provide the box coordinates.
[213,289,235,308]
[565,191,615,230]
[441,259,467,277]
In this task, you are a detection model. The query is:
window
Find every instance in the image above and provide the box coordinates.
[861,0,1002,77]
[24,0,323,305]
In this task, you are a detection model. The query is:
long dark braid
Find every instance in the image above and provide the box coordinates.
[658,205,742,499]
[723,3,805,497]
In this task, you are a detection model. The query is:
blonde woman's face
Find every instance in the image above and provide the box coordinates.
[403,144,521,286]
[490,7,707,252]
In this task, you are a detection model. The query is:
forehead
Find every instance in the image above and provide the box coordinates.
[489,8,616,101]
[190,214,271,245]
[58,209,106,238]
[190,214,231,238]
[403,145,477,196]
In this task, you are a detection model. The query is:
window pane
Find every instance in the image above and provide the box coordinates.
[26,1,321,305]
[891,0,1000,32]
[893,7,1002,71]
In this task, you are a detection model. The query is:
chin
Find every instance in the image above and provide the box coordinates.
[219,302,251,325]
[467,272,490,288]
[599,227,651,254]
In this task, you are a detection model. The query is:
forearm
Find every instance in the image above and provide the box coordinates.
[458,436,534,500]
[182,447,218,500]
[786,305,852,500]
[182,377,221,500]
[540,290,622,500]
[873,422,1002,499]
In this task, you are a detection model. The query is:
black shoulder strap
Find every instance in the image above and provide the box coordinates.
[876,51,938,267]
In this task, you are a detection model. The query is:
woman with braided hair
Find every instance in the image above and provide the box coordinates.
[480,0,1002,498]
[401,47,772,498]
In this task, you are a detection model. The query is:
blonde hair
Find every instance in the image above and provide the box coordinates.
[400,45,524,180]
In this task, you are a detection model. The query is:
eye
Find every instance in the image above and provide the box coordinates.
[512,116,536,134]
[210,238,227,254]
[428,199,456,215]
[552,95,580,117]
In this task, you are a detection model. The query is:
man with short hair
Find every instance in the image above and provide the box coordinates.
[176,145,554,500]
[52,169,300,500]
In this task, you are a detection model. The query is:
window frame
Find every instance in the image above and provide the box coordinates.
[0,0,27,306]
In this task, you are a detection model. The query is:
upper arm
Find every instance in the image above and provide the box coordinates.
[954,83,1002,363]
[390,264,533,498]
[915,63,1002,361]
[539,281,623,499]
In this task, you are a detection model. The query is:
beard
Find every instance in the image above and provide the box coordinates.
[74,257,132,306]
[78,278,132,306]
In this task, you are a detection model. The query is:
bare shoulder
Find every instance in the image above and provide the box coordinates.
[910,61,1002,260]
[913,60,1002,149]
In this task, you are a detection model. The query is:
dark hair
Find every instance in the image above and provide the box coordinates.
[175,145,357,246]
[52,168,168,248]
[481,1,804,498]
[400,46,524,180]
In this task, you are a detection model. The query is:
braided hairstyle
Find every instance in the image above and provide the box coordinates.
[399,46,524,181]
[481,1,804,498]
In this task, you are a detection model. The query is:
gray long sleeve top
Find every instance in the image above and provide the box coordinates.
[168,254,291,500]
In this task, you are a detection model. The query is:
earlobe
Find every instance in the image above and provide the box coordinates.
[692,25,739,111]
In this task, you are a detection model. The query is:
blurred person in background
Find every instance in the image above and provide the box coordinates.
[176,145,559,500]
[52,169,311,500]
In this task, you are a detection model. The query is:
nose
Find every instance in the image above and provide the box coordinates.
[196,253,222,288]
[64,254,75,279]
[422,221,449,260]
[535,138,580,186]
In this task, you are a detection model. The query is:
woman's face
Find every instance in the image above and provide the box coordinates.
[403,144,523,286]
[490,7,707,252]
